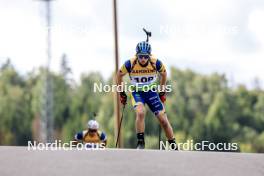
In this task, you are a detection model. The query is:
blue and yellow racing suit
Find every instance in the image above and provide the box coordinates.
[120,55,166,116]
[75,130,107,147]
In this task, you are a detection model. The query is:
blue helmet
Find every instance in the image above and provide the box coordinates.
[136,41,151,54]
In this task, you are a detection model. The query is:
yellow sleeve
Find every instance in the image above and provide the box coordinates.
[120,64,128,74]
[156,59,166,73]
[119,60,131,74]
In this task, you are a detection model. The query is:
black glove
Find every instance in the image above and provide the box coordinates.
[159,92,166,103]
[119,91,127,105]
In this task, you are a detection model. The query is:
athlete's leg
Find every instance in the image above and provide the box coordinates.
[135,103,146,149]
[156,112,174,140]
[143,90,174,138]
[135,103,145,133]
[131,91,146,149]
[145,91,178,149]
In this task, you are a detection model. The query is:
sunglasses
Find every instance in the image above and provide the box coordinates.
[89,129,97,133]
[138,54,150,60]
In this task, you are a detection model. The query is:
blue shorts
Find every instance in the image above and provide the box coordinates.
[130,91,165,116]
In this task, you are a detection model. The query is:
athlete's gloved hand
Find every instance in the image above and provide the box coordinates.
[159,92,166,103]
[119,91,127,105]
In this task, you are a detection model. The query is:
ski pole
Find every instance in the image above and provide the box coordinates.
[158,124,161,149]
[115,105,126,148]
[159,101,165,149]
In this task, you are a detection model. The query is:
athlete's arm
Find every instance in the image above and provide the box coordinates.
[100,132,107,147]
[72,131,83,146]
[156,59,167,92]
[117,70,126,87]
[159,70,167,92]
[117,60,130,87]
[117,61,130,105]
[74,131,83,141]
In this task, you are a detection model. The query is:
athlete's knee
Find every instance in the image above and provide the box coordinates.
[136,104,145,119]
[158,114,169,128]
[161,119,169,128]
[137,110,145,119]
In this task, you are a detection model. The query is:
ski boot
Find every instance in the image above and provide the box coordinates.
[136,140,145,149]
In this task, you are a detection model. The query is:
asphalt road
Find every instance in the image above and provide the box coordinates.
[0,146,264,176]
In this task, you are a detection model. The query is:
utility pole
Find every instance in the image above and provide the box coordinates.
[113,0,122,148]
[37,0,54,143]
